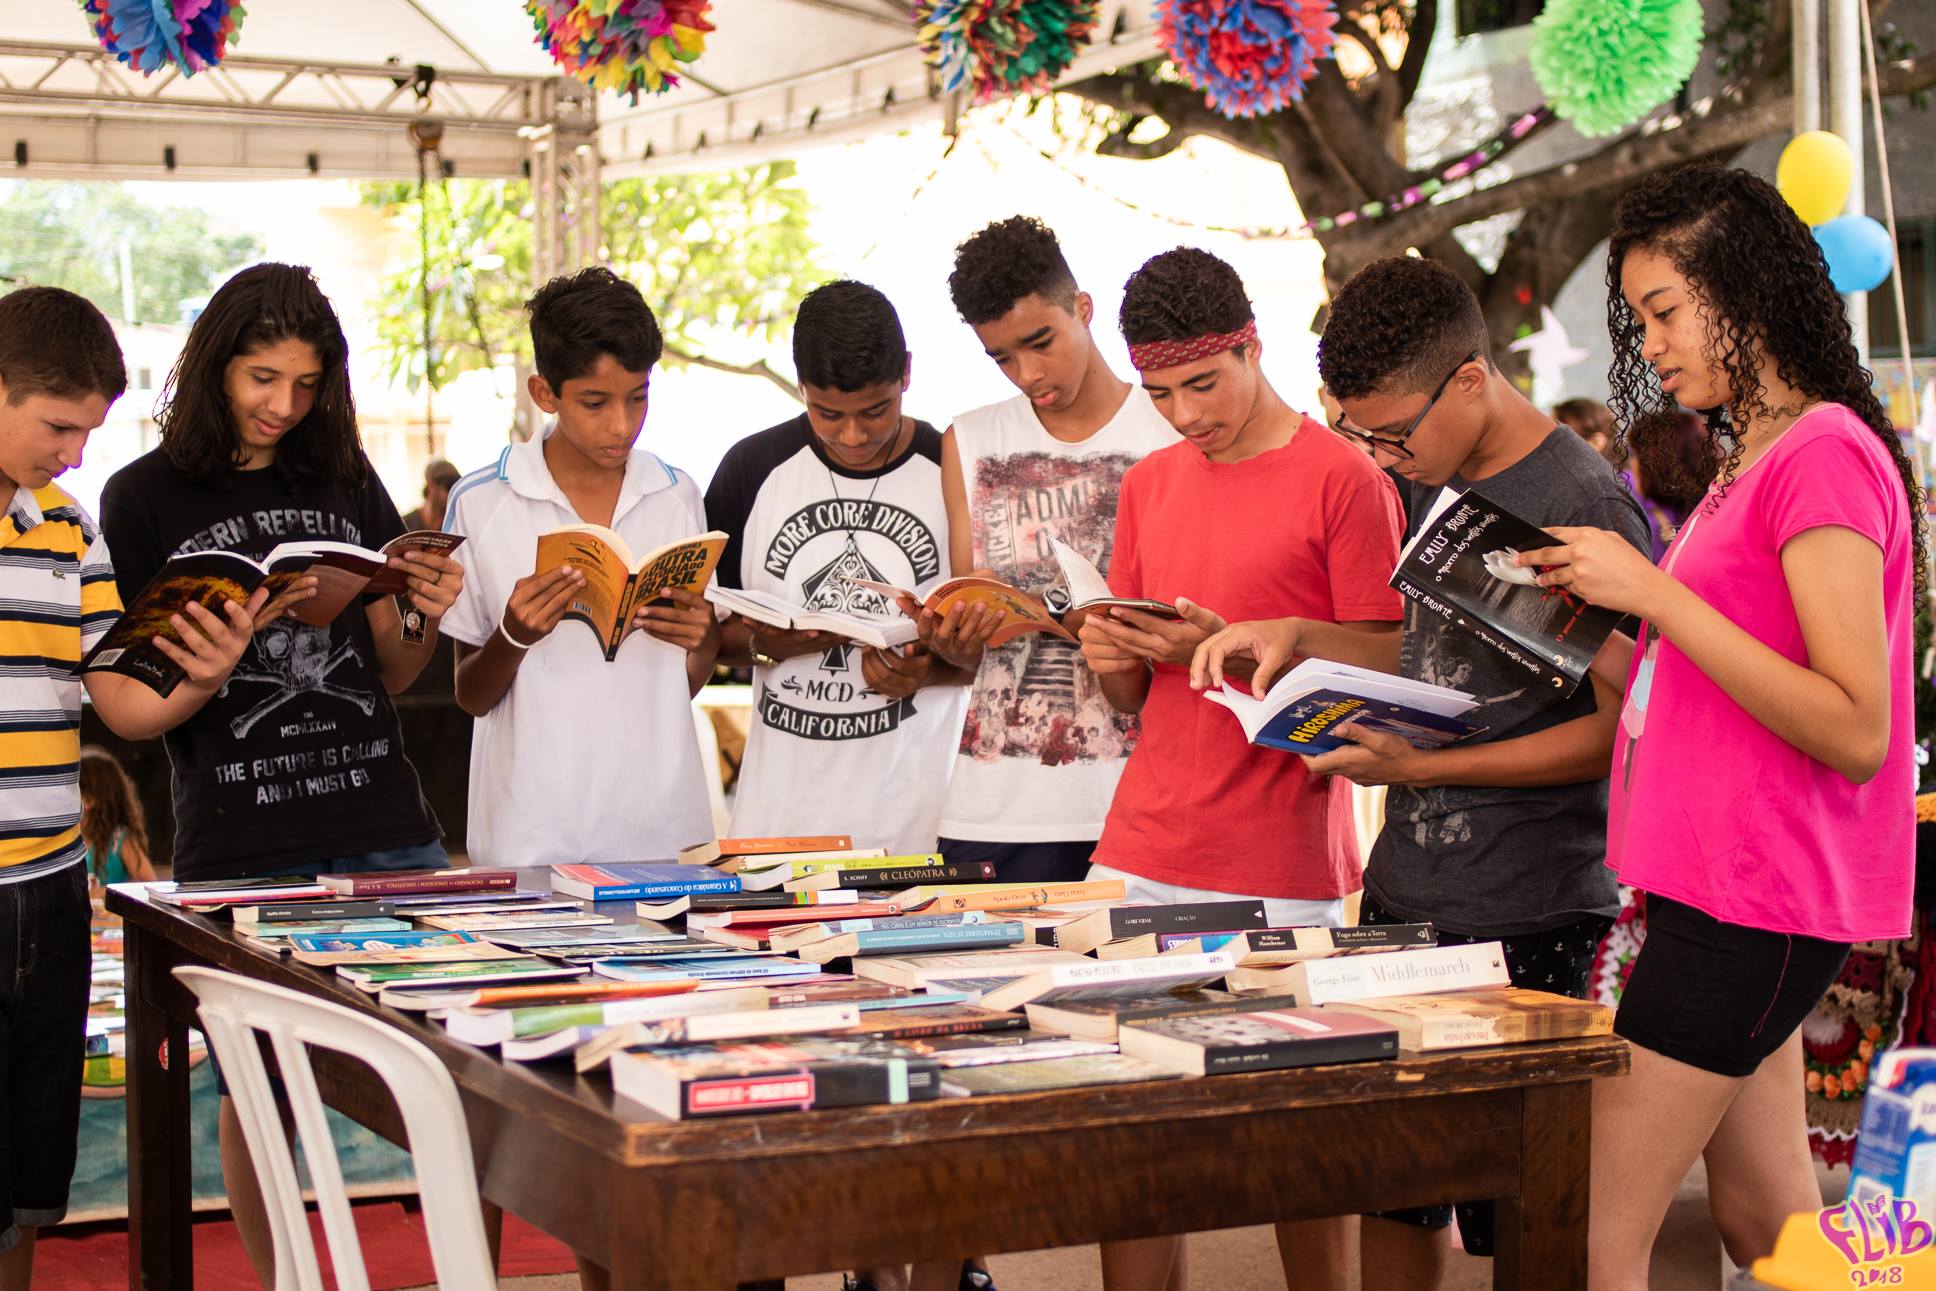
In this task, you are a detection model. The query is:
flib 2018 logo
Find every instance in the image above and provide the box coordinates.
[1819,1195,1932,1284]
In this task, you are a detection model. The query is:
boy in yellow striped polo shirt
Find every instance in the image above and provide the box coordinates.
[0,288,264,1290]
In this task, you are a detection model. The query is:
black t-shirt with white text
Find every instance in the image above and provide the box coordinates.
[1367,429,1650,936]
[100,449,440,880]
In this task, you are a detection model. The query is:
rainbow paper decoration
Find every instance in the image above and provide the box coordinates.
[1157,0,1339,119]
[81,0,246,78]
[525,0,714,100]
[913,0,1100,103]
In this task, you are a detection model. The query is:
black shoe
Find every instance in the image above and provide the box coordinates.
[841,1277,883,1291]
[960,1265,996,1291]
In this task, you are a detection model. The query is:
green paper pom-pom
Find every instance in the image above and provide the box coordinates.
[1530,0,1704,137]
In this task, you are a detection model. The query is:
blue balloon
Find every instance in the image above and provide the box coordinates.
[1814,215,1895,293]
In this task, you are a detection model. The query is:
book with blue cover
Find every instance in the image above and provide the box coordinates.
[550,863,741,902]
[594,956,824,983]
[799,920,1027,964]
[1203,657,1481,754]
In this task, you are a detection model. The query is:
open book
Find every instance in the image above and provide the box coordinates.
[1391,488,1626,693]
[535,527,727,661]
[703,584,919,650]
[1042,537,1180,627]
[81,531,464,695]
[1203,657,1481,753]
[843,576,1074,646]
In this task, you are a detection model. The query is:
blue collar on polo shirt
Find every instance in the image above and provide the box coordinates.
[503,426,681,524]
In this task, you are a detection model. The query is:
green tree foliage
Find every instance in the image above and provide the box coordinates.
[0,183,262,324]
[360,163,819,402]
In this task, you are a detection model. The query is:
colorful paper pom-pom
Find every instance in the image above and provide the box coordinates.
[914,0,1100,103]
[1530,0,1704,137]
[525,0,714,101]
[1157,0,1339,119]
[82,0,246,78]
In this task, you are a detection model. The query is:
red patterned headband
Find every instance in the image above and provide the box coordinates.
[1128,319,1259,372]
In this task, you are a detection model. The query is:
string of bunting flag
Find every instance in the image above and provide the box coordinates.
[1003,103,1553,241]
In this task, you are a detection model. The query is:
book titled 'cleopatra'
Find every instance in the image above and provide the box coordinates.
[608,1038,942,1119]
[1117,1007,1400,1076]
[550,863,740,902]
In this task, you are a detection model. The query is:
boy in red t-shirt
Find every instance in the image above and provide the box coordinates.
[1076,247,1403,1291]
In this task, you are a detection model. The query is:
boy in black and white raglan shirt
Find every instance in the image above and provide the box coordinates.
[705,281,968,855]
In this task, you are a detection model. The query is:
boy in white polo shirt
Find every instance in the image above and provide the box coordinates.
[442,268,718,868]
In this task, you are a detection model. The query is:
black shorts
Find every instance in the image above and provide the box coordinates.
[1359,893,1614,1257]
[1614,894,1849,1078]
[0,862,91,1252]
[937,838,1094,885]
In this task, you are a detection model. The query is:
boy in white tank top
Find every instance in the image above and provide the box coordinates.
[910,217,1176,889]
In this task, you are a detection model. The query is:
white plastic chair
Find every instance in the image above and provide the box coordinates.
[174,966,498,1291]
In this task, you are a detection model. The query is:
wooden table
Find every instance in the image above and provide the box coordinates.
[108,884,1629,1290]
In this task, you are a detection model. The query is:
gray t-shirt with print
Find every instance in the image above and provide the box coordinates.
[1365,427,1650,936]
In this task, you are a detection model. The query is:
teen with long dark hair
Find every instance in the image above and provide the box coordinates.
[1517,163,1920,1287]
[100,262,464,1285]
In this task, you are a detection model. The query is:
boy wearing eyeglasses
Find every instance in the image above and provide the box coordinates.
[1195,255,1649,1291]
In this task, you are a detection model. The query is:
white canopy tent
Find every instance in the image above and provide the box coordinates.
[1,0,1160,277]
[0,2,1161,179]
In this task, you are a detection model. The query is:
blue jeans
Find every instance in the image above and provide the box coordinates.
[211,838,449,1096]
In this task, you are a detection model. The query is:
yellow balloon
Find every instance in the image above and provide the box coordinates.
[1777,131,1855,226]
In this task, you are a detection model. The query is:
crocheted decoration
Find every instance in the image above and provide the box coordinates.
[525,0,713,100]
[82,0,246,77]
[1529,0,1704,137]
[914,0,1100,103]
[1157,0,1339,119]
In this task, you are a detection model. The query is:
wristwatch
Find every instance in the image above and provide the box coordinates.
[748,632,781,669]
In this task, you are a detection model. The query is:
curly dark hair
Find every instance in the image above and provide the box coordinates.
[1319,256,1489,400]
[1607,163,1926,592]
[1118,247,1253,347]
[155,263,365,486]
[948,217,1079,325]
[0,287,126,405]
[527,266,663,392]
[793,279,907,392]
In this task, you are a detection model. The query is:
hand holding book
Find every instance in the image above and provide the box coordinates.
[391,547,465,622]
[1298,722,1433,786]
[153,587,268,691]
[1078,598,1228,670]
[859,641,932,699]
[1509,525,1670,619]
[896,578,1004,671]
[633,586,719,655]
[500,564,587,648]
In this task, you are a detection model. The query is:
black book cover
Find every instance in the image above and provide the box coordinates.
[1391,488,1625,693]
[1124,1009,1400,1073]
[1236,924,1438,955]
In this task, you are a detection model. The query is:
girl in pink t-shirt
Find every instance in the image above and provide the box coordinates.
[1519,164,1923,1289]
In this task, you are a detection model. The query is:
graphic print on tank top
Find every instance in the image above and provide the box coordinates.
[962,450,1141,767]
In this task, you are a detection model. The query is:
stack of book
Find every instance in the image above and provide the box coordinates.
[153,838,1612,1121]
